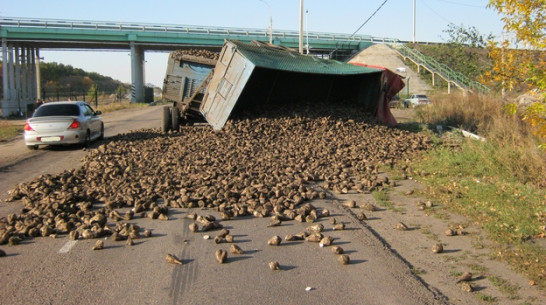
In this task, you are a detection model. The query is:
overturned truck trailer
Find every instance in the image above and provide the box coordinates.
[162,40,401,131]
[161,49,218,129]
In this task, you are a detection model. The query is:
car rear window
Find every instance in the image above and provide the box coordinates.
[33,104,80,117]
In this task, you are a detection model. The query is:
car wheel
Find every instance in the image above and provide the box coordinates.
[161,106,171,133]
[99,123,104,140]
[26,145,38,150]
[171,107,180,132]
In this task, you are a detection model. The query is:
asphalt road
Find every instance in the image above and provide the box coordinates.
[0,106,448,305]
[0,105,162,201]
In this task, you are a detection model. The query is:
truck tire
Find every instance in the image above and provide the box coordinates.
[162,106,171,132]
[171,106,180,132]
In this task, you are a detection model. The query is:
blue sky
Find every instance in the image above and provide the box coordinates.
[1,0,505,87]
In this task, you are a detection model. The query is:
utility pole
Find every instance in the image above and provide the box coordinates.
[299,0,304,54]
[412,0,416,43]
[259,0,273,44]
[269,12,273,43]
[305,9,309,54]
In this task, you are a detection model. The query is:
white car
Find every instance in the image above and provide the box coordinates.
[24,101,104,149]
[404,94,431,108]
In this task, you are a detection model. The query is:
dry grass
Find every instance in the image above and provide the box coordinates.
[416,92,546,187]
[95,101,148,113]
[0,120,23,142]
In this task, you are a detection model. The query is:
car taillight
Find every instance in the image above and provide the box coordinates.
[69,120,81,129]
[24,122,34,131]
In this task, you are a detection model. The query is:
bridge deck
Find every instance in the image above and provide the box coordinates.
[0,17,399,52]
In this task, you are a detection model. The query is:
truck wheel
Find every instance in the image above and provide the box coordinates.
[162,106,171,132]
[171,107,180,132]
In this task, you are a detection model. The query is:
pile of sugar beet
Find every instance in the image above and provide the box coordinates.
[170,48,219,61]
[1,103,432,245]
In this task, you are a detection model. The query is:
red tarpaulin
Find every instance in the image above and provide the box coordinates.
[349,62,403,126]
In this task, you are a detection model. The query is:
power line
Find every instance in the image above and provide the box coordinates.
[350,0,389,38]
[419,0,490,42]
[433,0,486,8]
[419,0,454,25]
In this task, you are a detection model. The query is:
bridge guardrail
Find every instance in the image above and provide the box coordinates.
[0,17,400,44]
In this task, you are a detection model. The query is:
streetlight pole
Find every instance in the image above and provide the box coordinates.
[259,0,273,44]
[412,0,416,43]
[269,12,273,43]
[305,9,309,54]
[299,0,304,54]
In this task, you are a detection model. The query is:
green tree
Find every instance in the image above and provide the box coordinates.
[115,84,127,102]
[39,62,124,94]
[87,84,98,101]
[411,42,491,83]
[442,23,494,48]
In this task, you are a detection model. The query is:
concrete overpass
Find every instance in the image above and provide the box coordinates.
[0,17,399,117]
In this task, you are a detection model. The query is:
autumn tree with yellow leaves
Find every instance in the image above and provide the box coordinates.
[486,0,546,148]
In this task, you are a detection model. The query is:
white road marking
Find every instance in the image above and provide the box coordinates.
[58,240,78,253]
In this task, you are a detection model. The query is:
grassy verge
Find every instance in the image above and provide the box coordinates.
[0,120,23,141]
[372,189,405,213]
[95,102,149,113]
[488,275,520,299]
[405,92,546,288]
[411,140,546,288]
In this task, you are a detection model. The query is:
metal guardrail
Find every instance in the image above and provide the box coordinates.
[391,44,490,93]
[0,17,401,44]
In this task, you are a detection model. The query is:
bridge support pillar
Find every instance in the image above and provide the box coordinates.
[1,39,10,117]
[29,47,37,103]
[14,47,22,116]
[36,49,42,100]
[2,41,17,117]
[1,42,39,117]
[1,43,21,117]
[21,47,29,116]
[432,73,435,87]
[448,82,451,94]
[8,44,16,116]
[130,42,145,103]
[26,47,36,111]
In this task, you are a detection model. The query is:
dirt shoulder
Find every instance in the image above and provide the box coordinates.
[381,108,544,304]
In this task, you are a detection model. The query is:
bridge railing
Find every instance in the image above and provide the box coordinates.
[0,17,400,44]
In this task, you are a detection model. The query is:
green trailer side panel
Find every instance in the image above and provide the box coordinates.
[201,43,255,130]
